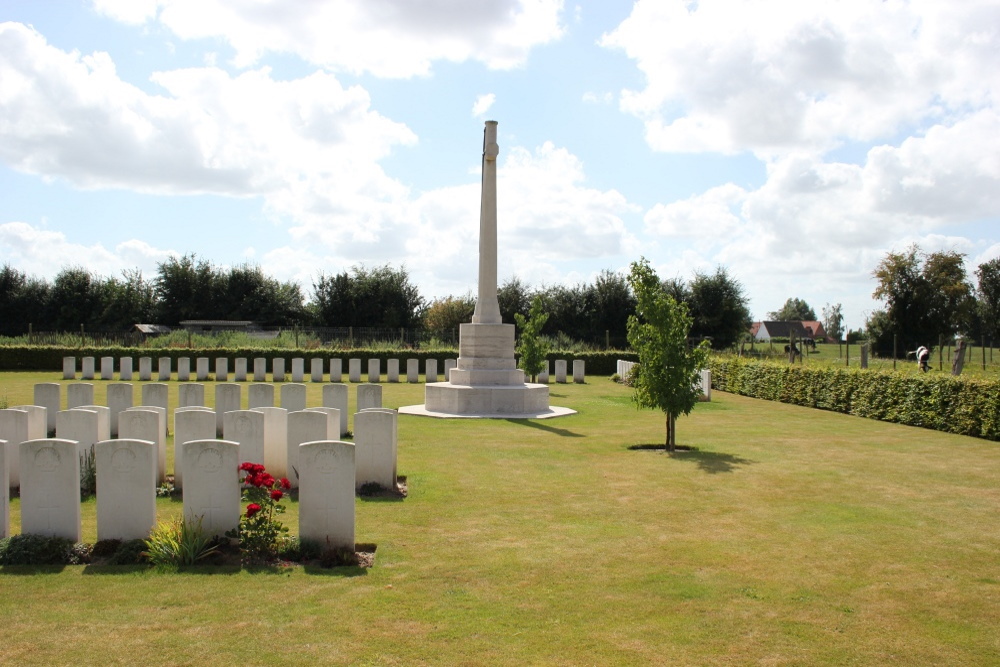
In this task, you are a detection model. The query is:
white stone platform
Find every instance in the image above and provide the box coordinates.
[399,400,576,420]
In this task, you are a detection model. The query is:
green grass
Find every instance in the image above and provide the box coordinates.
[2,372,1000,664]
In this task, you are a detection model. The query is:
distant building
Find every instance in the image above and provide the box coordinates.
[133,323,172,337]
[752,321,816,342]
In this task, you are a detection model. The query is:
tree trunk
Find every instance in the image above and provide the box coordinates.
[666,413,676,452]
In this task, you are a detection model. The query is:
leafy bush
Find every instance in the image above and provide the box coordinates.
[143,516,219,567]
[0,534,89,565]
[708,356,1000,440]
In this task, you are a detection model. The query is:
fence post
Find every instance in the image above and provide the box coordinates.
[893,334,897,370]
[938,334,943,371]
[606,330,610,349]
[294,324,299,348]
[80,323,85,348]
[983,333,987,371]
[188,330,192,349]
[846,339,849,367]
[349,327,353,347]
[29,322,33,345]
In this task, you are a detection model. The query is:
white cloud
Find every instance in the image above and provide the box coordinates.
[602,0,1000,156]
[0,221,174,279]
[472,93,496,117]
[93,0,566,78]
[0,22,417,231]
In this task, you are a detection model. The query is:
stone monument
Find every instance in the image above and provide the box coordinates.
[401,121,573,419]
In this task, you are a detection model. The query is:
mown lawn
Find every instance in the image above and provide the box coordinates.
[1,372,998,665]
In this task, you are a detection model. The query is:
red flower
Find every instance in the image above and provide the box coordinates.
[246,503,262,518]
[280,478,291,490]
[260,474,275,488]
[270,489,283,501]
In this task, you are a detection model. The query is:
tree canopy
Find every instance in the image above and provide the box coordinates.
[768,297,817,322]
[686,266,753,349]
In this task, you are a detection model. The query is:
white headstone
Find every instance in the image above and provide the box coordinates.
[538,360,549,383]
[250,407,288,477]
[286,410,332,488]
[387,359,400,383]
[322,384,349,436]
[349,358,362,383]
[66,382,94,409]
[555,359,567,383]
[367,358,381,383]
[273,357,286,382]
[444,358,457,381]
[330,358,343,383]
[82,356,95,380]
[223,410,266,468]
[196,357,209,381]
[253,357,267,381]
[141,383,169,416]
[121,408,166,484]
[178,383,205,408]
[62,356,76,380]
[406,358,419,383]
[0,439,6,537]
[139,356,152,381]
[310,358,324,382]
[100,356,114,380]
[174,407,216,490]
[106,383,134,437]
[700,369,712,402]
[235,357,248,382]
[95,438,156,540]
[214,383,242,436]
[216,357,228,382]
[177,356,191,381]
[182,439,240,537]
[119,356,133,380]
[298,441,355,550]
[34,383,61,436]
[573,359,585,384]
[248,383,274,410]
[0,408,38,488]
[354,409,397,491]
[20,438,81,541]
[292,358,304,382]
[357,384,382,412]
[425,359,438,383]
[304,407,340,443]
[158,356,172,381]
[281,383,307,413]
[76,405,111,442]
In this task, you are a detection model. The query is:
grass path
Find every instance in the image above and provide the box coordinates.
[1,372,998,664]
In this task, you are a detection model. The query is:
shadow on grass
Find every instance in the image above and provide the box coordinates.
[1,565,68,575]
[628,444,754,474]
[302,565,368,577]
[504,418,583,437]
[81,564,152,575]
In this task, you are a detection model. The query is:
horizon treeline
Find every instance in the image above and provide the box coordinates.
[0,256,754,350]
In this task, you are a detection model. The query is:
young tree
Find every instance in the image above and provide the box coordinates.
[514,295,551,382]
[768,297,817,321]
[626,258,710,452]
[821,302,844,342]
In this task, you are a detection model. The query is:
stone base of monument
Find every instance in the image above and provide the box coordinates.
[400,322,575,419]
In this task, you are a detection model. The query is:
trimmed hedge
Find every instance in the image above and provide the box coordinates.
[0,346,637,377]
[709,356,1000,441]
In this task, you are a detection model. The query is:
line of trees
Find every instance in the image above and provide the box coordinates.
[1,257,755,350]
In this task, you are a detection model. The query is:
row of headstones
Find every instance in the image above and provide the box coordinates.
[0,437,356,549]
[62,356,587,384]
[21,381,384,438]
[616,360,712,402]
[1,383,396,491]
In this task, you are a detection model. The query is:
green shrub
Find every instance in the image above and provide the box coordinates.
[0,534,89,565]
[707,356,1000,441]
[143,516,219,567]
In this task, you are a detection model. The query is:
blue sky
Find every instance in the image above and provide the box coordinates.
[2,0,998,332]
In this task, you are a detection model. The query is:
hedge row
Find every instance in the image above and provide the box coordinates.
[0,346,637,377]
[708,356,1000,441]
